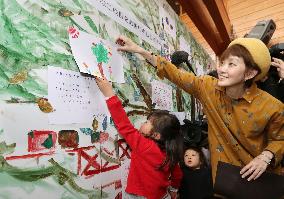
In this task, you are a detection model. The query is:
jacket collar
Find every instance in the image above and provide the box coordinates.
[215,82,260,103]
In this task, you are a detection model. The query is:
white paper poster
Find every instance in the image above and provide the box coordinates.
[48,66,109,124]
[159,4,177,39]
[151,80,173,111]
[179,36,191,57]
[84,0,164,50]
[195,61,205,76]
[68,27,125,83]
[171,112,186,125]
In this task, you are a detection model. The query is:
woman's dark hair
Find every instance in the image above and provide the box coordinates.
[183,146,208,168]
[147,110,184,172]
[220,44,261,88]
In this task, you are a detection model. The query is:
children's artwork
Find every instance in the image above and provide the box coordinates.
[0,0,213,198]
[179,36,191,58]
[161,43,171,61]
[159,4,177,39]
[69,27,125,83]
[58,130,79,149]
[195,61,205,76]
[48,66,109,124]
[28,130,57,152]
[99,139,121,198]
[120,158,131,198]
[151,79,173,111]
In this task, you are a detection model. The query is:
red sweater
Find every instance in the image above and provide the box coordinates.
[106,96,182,199]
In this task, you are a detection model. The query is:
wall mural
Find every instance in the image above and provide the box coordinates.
[0,0,213,198]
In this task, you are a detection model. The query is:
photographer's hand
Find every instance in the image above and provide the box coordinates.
[271,57,284,79]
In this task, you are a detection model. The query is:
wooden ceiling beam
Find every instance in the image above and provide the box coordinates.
[178,0,232,56]
[178,0,224,55]
[202,0,232,47]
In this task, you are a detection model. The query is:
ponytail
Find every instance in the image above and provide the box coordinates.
[161,131,184,172]
[148,110,184,172]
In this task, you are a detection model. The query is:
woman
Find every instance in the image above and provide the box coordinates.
[115,36,284,183]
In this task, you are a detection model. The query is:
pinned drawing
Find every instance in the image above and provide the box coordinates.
[68,27,125,83]
[151,79,173,111]
[195,61,205,76]
[179,36,191,57]
[159,4,176,39]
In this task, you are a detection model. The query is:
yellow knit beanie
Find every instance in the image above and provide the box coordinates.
[228,38,271,81]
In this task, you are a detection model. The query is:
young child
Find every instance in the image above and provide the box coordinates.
[115,36,284,185]
[95,77,183,199]
[179,147,213,199]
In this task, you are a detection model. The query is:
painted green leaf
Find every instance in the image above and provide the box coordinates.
[91,43,109,64]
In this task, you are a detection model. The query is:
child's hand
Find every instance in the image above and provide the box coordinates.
[116,35,144,53]
[95,77,115,98]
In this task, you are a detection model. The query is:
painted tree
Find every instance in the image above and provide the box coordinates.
[91,42,111,78]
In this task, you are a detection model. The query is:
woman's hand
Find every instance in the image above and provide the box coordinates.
[115,35,157,66]
[240,151,273,181]
[271,57,284,79]
[95,77,115,98]
[115,35,144,53]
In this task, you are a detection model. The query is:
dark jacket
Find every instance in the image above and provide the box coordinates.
[179,166,214,199]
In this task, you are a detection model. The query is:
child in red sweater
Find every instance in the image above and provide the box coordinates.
[95,77,183,199]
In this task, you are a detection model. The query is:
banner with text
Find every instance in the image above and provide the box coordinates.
[86,0,164,50]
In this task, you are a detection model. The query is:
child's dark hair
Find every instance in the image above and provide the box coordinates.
[220,44,261,88]
[183,146,208,168]
[147,110,184,172]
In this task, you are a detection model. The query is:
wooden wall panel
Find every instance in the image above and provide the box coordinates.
[227,0,284,47]
[180,0,284,60]
[180,0,284,61]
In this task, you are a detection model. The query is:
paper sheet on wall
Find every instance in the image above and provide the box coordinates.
[170,112,186,125]
[159,5,176,39]
[179,36,191,57]
[195,61,205,76]
[151,80,173,111]
[68,27,125,83]
[84,0,164,50]
[48,66,109,124]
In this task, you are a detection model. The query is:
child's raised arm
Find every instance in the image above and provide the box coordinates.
[95,77,152,152]
[94,77,115,98]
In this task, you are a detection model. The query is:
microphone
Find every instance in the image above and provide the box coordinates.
[171,51,196,75]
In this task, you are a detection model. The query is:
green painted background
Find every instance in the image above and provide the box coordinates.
[0,0,213,198]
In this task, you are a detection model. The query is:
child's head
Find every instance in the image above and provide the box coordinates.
[140,110,180,141]
[217,38,270,88]
[140,110,183,171]
[183,147,206,170]
[139,118,156,138]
